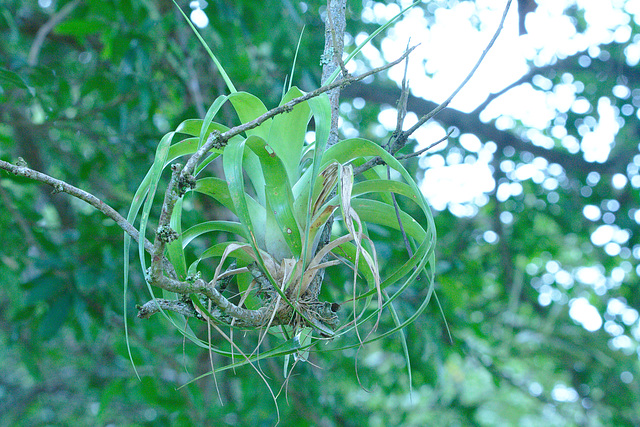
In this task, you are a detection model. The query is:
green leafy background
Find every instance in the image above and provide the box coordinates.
[1,0,638,426]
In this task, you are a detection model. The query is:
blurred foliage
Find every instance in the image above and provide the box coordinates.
[1,0,639,426]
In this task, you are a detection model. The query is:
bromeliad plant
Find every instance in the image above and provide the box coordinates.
[129,85,436,365]
[126,4,438,375]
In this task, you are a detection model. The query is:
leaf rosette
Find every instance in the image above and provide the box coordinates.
[125,1,436,374]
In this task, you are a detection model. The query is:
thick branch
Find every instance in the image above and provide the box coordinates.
[136,295,290,330]
[321,0,347,147]
[149,163,187,284]
[143,163,272,327]
[136,294,276,329]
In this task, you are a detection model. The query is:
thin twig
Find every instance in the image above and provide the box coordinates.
[391,0,514,148]
[389,40,411,148]
[389,45,413,258]
[396,129,453,161]
[472,71,529,115]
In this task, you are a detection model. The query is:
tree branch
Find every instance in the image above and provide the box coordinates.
[0,45,415,332]
[28,0,81,66]
[341,82,615,176]
[350,1,513,175]
[321,0,347,147]
[137,298,200,319]
[4,8,420,333]
[0,159,153,254]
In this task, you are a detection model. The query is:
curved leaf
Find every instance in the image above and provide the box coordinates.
[228,92,271,140]
[199,95,229,149]
[223,138,263,253]
[172,0,236,93]
[266,86,311,184]
[227,92,270,204]
[193,177,235,213]
[181,220,247,248]
[246,135,302,259]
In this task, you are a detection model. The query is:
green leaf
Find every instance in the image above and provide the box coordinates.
[322,138,434,222]
[228,92,271,140]
[137,132,174,274]
[194,241,255,264]
[123,130,174,378]
[246,135,302,259]
[297,327,312,356]
[266,86,311,184]
[0,67,35,96]
[298,93,332,264]
[223,137,262,253]
[288,25,306,92]
[181,221,247,248]
[194,177,236,212]
[242,274,265,310]
[38,293,73,338]
[175,119,207,136]
[199,95,229,149]
[352,199,427,243]
[172,0,236,93]
[332,240,377,291]
[54,19,108,37]
[226,92,271,204]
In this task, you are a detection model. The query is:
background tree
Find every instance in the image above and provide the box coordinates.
[1,0,639,426]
